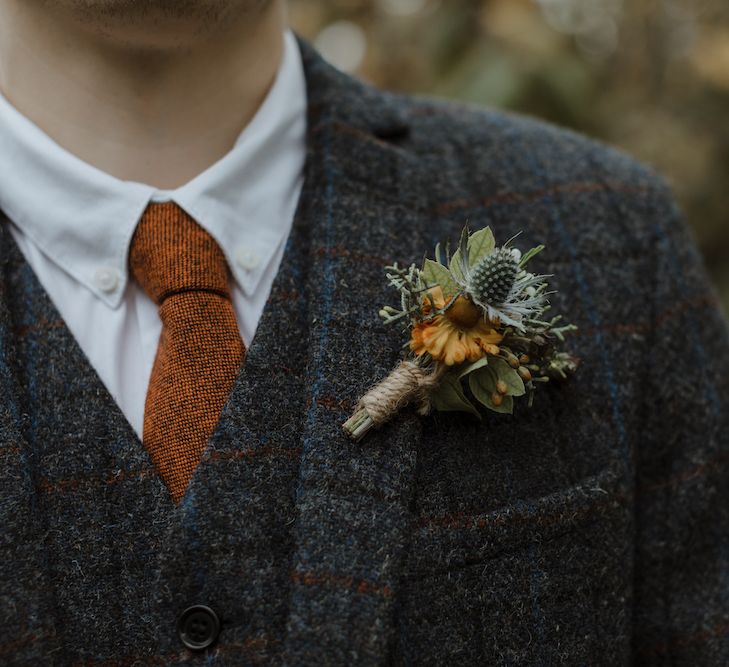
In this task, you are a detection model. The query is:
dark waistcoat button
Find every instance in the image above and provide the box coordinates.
[177,605,221,651]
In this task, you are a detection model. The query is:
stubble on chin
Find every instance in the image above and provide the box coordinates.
[39,0,272,27]
[35,0,275,48]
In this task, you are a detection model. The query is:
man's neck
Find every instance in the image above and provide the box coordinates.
[0,2,286,189]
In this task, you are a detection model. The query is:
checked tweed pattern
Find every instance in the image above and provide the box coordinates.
[2,38,729,665]
[129,202,245,504]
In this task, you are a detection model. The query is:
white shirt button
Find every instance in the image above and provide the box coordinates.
[94,266,120,293]
[235,247,261,271]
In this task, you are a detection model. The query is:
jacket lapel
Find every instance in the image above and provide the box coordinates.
[282,41,438,665]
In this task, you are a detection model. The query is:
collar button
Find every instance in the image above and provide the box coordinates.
[235,246,261,272]
[94,267,120,293]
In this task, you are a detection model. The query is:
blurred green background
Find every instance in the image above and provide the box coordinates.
[290,0,729,314]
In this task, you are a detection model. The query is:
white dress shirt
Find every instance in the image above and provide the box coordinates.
[0,30,307,440]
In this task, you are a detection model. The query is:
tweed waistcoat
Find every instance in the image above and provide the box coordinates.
[1,36,729,666]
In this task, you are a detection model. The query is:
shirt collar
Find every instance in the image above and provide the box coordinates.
[0,29,307,308]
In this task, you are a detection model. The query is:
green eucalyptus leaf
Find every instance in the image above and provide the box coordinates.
[469,367,514,414]
[422,259,460,298]
[457,355,490,379]
[468,366,495,401]
[449,248,464,282]
[489,357,526,397]
[467,226,496,266]
[519,244,545,268]
[449,227,470,282]
[430,371,481,420]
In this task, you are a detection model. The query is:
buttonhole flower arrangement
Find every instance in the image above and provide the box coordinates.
[343,225,580,442]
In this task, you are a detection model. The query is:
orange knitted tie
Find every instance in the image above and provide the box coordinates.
[129,202,246,504]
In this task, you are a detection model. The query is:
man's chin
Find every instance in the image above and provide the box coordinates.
[43,0,272,52]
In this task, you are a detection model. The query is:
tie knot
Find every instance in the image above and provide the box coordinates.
[129,202,231,305]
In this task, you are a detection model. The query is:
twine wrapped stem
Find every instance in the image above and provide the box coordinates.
[342,361,447,442]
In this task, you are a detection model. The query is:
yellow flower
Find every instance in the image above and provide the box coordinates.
[410,286,503,366]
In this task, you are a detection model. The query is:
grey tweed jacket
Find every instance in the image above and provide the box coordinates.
[1,37,729,666]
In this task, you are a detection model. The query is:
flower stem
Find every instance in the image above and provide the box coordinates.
[342,408,375,442]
